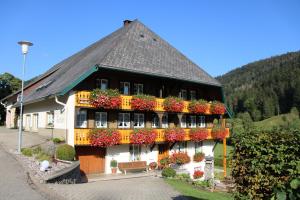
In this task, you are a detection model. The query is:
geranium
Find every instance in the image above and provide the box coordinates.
[130,128,157,145]
[211,126,227,140]
[188,99,208,114]
[90,89,121,109]
[149,162,157,170]
[210,101,226,115]
[193,152,205,162]
[193,170,204,179]
[131,95,156,111]
[170,152,191,165]
[89,129,121,147]
[189,128,209,142]
[164,128,185,142]
[163,97,184,112]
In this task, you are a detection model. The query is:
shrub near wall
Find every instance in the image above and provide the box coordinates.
[231,128,300,199]
[56,144,75,161]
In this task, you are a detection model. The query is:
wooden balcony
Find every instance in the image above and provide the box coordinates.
[74,128,230,145]
[75,91,213,114]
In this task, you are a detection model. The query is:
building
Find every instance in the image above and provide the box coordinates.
[1,19,229,177]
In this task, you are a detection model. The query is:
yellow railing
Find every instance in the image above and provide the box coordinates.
[74,128,230,145]
[75,91,212,114]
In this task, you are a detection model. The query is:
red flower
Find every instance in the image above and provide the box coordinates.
[193,170,204,179]
[131,95,156,111]
[90,129,121,147]
[170,152,191,165]
[130,129,157,145]
[90,89,121,109]
[163,97,184,112]
[193,152,205,162]
[211,126,227,140]
[189,128,209,142]
[210,101,226,115]
[164,128,186,142]
[188,100,208,114]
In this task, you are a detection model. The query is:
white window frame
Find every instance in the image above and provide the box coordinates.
[118,113,130,128]
[134,83,143,95]
[162,114,168,128]
[180,89,187,100]
[190,90,196,100]
[46,111,54,127]
[188,115,196,128]
[76,109,87,128]
[198,116,206,128]
[152,114,159,128]
[181,115,187,128]
[134,113,144,128]
[95,112,107,128]
[120,82,130,95]
[129,144,141,161]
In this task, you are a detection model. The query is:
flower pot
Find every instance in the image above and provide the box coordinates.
[111,167,117,174]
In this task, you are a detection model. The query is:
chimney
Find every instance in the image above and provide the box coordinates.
[123,20,132,27]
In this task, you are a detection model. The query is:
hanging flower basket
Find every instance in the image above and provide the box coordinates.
[211,126,227,140]
[188,99,209,114]
[210,101,226,115]
[170,152,191,165]
[163,97,184,112]
[164,128,186,142]
[189,128,209,142]
[130,128,157,145]
[131,95,156,111]
[90,89,121,109]
[193,170,204,179]
[193,152,205,162]
[90,129,121,147]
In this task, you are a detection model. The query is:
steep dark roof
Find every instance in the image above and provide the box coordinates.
[22,19,221,104]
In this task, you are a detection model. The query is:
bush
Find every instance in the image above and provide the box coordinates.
[32,146,42,154]
[175,173,190,181]
[52,138,64,144]
[36,152,51,161]
[160,156,170,168]
[55,144,75,161]
[162,167,176,178]
[21,148,33,157]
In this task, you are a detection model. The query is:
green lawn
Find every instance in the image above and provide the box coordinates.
[165,179,233,200]
[214,143,233,161]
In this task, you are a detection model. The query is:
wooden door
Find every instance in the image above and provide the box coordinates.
[158,143,169,163]
[76,146,106,174]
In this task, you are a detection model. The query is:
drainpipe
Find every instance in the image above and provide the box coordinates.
[55,96,68,142]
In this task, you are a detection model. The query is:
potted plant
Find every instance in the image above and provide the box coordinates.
[170,152,191,167]
[159,156,170,169]
[189,128,209,142]
[211,126,227,140]
[131,94,156,111]
[164,128,185,143]
[193,152,205,162]
[130,128,157,145]
[89,129,121,147]
[90,89,121,109]
[149,162,157,170]
[110,159,118,174]
[163,97,184,112]
[188,99,208,114]
[193,170,204,179]
[210,101,226,115]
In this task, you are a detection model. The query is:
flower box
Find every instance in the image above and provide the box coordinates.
[130,128,157,145]
[211,126,227,140]
[193,170,204,179]
[189,128,209,142]
[131,95,156,111]
[90,89,121,109]
[164,128,185,142]
[188,99,208,114]
[170,152,191,165]
[90,129,121,147]
[163,97,184,112]
[193,152,205,162]
[210,101,226,115]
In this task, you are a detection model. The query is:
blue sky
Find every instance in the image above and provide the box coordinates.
[0,0,299,80]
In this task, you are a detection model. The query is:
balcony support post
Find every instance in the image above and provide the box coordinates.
[156,112,163,128]
[177,113,183,128]
[223,138,227,177]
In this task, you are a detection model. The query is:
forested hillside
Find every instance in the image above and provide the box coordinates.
[217,51,300,121]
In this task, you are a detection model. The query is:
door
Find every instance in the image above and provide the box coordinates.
[76,146,106,174]
[158,143,169,164]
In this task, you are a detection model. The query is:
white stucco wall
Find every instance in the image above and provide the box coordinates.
[66,91,75,146]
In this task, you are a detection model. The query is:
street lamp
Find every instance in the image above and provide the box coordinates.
[17,41,33,153]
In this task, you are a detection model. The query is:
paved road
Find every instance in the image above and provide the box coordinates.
[0,145,46,200]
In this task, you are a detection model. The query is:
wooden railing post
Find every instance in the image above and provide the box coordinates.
[223,138,227,177]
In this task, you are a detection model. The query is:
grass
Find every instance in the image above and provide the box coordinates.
[165,179,233,200]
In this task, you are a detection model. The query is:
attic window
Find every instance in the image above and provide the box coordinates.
[36,80,54,91]
[153,38,157,42]
[140,34,144,38]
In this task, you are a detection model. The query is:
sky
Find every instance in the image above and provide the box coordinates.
[0,0,299,81]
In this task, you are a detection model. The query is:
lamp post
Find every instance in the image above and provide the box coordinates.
[17,41,33,153]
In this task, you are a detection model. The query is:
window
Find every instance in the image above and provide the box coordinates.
[162,114,168,128]
[96,79,108,90]
[181,115,187,128]
[118,113,130,128]
[95,112,107,128]
[134,83,143,95]
[195,142,203,153]
[175,142,187,152]
[76,109,87,128]
[46,111,54,127]
[190,90,196,100]
[188,115,196,128]
[198,116,206,128]
[129,144,141,161]
[180,89,187,100]
[120,82,130,95]
[134,113,144,128]
[152,114,159,128]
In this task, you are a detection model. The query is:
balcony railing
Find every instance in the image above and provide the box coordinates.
[74,128,230,145]
[75,91,213,114]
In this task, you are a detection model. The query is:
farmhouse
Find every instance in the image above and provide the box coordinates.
[1,20,229,176]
